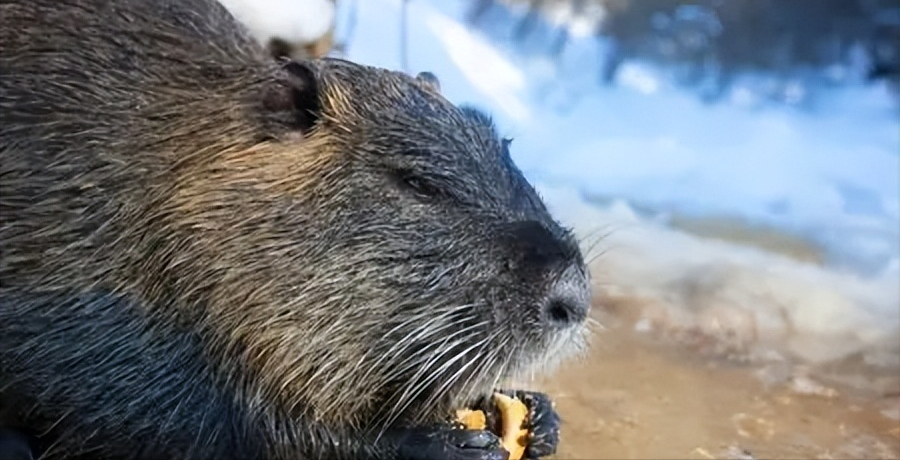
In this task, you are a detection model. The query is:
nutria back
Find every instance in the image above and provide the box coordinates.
[0,0,592,458]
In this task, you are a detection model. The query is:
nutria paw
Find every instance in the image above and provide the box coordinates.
[393,424,510,460]
[494,390,561,459]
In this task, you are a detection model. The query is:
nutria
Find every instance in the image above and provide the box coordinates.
[0,0,592,458]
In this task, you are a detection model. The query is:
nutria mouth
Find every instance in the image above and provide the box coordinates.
[366,290,592,433]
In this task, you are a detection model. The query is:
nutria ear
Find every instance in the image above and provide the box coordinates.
[415,71,442,94]
[262,60,321,133]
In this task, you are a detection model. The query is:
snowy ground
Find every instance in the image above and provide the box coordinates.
[326,0,900,370]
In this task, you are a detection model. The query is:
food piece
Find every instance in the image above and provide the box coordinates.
[492,393,529,460]
[453,393,530,460]
[455,408,487,431]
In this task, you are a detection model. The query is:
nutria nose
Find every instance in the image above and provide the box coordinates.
[505,220,591,327]
[506,220,570,269]
[543,263,590,327]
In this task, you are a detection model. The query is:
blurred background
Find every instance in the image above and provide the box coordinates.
[222,0,900,458]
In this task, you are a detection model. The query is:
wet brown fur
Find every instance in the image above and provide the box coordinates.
[0,0,592,458]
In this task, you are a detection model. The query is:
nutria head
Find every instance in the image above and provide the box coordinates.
[0,2,590,434]
[235,58,592,430]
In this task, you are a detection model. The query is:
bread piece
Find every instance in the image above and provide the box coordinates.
[454,393,529,460]
[455,408,487,431]
[492,393,529,460]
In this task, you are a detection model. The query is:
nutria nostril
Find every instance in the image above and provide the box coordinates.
[543,265,591,328]
[544,297,586,327]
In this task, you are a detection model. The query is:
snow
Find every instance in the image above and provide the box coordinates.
[540,186,899,365]
[425,12,532,122]
[218,0,334,45]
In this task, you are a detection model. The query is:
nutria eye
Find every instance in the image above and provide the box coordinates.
[403,176,435,197]
[397,171,440,199]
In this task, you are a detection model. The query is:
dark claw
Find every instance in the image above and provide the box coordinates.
[393,424,510,460]
[491,390,561,460]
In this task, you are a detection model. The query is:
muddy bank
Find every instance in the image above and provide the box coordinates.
[519,306,899,460]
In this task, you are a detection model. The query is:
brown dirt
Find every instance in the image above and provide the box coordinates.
[519,305,900,460]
